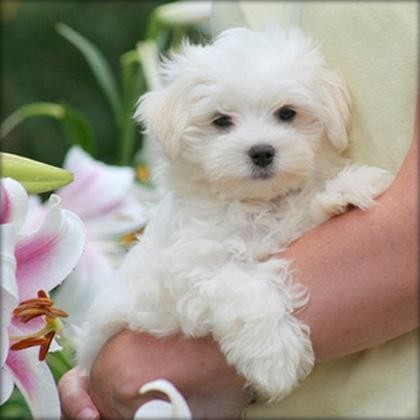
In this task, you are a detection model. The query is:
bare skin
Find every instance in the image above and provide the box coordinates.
[59,112,418,419]
[294,133,418,361]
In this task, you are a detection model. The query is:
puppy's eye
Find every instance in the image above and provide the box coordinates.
[212,115,233,129]
[276,106,296,122]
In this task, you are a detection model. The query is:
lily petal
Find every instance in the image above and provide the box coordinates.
[15,194,85,301]
[134,400,174,419]
[135,379,192,419]
[0,367,14,405]
[84,194,147,238]
[1,291,16,368]
[5,348,61,419]
[59,146,135,220]
[210,1,248,37]
[9,314,45,338]
[0,224,18,302]
[1,224,19,367]
[0,178,28,228]
[210,1,296,37]
[53,244,113,331]
[236,1,299,29]
[155,1,211,27]
[20,195,46,236]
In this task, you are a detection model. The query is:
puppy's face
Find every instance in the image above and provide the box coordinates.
[137,27,350,201]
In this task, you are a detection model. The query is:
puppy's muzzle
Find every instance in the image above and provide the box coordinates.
[248,144,275,168]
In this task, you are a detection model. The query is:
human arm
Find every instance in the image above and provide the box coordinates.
[293,129,418,361]
[59,113,418,418]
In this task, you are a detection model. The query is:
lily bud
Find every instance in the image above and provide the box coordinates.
[1,153,73,194]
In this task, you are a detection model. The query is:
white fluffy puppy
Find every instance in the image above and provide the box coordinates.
[77,27,392,401]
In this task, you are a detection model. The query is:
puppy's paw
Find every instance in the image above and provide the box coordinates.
[217,314,314,401]
[311,165,393,220]
[311,190,348,219]
[344,165,393,208]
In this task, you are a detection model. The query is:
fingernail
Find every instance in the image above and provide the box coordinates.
[77,407,100,419]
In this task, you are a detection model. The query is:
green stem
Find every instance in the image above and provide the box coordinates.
[118,50,145,165]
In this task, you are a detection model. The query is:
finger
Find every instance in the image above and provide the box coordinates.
[58,368,100,419]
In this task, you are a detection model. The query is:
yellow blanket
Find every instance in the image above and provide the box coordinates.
[211,1,418,417]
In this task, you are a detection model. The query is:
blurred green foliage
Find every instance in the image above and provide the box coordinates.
[1,0,168,166]
[0,389,31,419]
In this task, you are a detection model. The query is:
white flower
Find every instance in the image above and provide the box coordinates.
[134,379,192,419]
[210,1,298,37]
[156,1,212,27]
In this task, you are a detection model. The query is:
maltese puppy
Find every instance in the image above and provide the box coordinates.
[77,27,392,401]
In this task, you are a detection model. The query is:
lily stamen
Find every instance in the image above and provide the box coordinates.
[9,290,68,361]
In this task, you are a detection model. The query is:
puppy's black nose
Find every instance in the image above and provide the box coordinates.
[248,145,276,168]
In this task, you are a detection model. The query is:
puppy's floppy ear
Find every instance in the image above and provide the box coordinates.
[318,68,351,152]
[134,86,188,160]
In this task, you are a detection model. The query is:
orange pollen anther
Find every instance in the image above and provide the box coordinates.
[136,163,150,183]
[120,226,145,249]
[10,290,68,361]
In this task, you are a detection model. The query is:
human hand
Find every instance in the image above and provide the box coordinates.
[58,367,100,419]
[59,329,250,419]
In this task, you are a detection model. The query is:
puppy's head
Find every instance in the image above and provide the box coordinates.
[136,27,350,201]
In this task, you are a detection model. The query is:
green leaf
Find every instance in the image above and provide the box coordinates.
[0,388,31,419]
[56,23,123,127]
[120,50,142,114]
[145,9,161,40]
[136,40,162,91]
[119,49,144,165]
[46,336,75,381]
[1,153,73,194]
[1,102,95,154]
[1,103,64,138]
[47,351,73,382]
[60,103,95,155]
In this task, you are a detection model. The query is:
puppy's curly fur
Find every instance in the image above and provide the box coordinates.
[77,27,392,400]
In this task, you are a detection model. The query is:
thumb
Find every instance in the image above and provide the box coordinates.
[59,368,100,419]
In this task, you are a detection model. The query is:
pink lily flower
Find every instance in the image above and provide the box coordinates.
[1,177,85,418]
[59,146,147,240]
[53,147,150,330]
